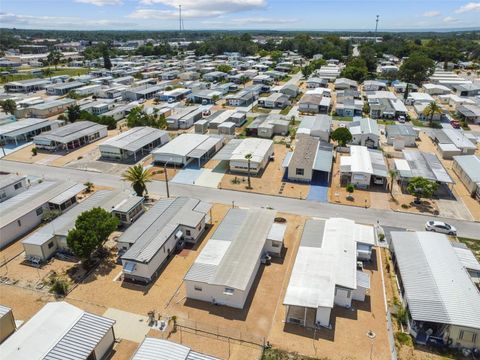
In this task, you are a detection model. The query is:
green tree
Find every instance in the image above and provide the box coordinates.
[359,45,377,73]
[398,52,435,86]
[244,153,253,189]
[42,67,54,78]
[331,127,352,147]
[126,106,165,129]
[47,50,62,70]
[422,101,442,127]
[122,164,152,196]
[0,99,16,115]
[216,64,232,73]
[211,94,220,104]
[388,169,398,197]
[66,105,81,123]
[270,50,283,63]
[103,48,112,70]
[403,83,410,101]
[407,177,439,204]
[66,208,119,262]
[341,58,368,82]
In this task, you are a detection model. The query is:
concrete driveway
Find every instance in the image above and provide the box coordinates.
[103,308,151,343]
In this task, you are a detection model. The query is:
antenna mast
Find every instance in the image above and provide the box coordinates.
[179,5,182,32]
[375,15,379,37]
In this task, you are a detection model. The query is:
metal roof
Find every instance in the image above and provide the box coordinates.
[184,208,275,290]
[212,139,243,161]
[121,197,210,263]
[99,127,168,152]
[451,241,480,272]
[34,121,107,145]
[0,174,26,189]
[313,142,333,173]
[132,338,220,360]
[298,115,332,135]
[152,134,213,158]
[0,181,79,228]
[399,150,453,183]
[289,136,319,172]
[230,138,273,164]
[284,218,374,309]
[343,146,387,177]
[48,183,86,206]
[0,301,114,360]
[112,196,144,213]
[385,124,417,137]
[391,231,480,329]
[0,118,62,138]
[453,155,480,183]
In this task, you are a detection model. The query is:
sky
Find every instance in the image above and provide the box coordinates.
[1,0,480,31]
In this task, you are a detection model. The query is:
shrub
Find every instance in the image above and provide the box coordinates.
[401,204,409,209]
[395,332,412,347]
[346,184,355,193]
[31,147,38,156]
[378,233,385,242]
[49,278,69,296]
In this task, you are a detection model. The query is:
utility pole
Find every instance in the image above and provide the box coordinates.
[164,163,170,198]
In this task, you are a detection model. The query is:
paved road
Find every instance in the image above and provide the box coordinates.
[2,159,480,238]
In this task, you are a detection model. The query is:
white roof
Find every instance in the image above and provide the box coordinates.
[284,218,374,309]
[152,133,212,157]
[132,338,219,360]
[391,231,480,330]
[230,138,273,164]
[99,127,168,152]
[0,302,114,360]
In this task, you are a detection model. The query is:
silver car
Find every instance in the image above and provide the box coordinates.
[425,220,457,235]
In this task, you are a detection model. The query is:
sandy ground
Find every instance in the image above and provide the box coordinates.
[143,155,180,181]
[268,248,391,360]
[219,144,310,199]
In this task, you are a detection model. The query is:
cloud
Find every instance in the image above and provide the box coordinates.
[75,0,123,5]
[442,16,460,23]
[455,2,480,13]
[422,11,440,17]
[0,12,133,29]
[134,0,266,18]
[206,16,297,27]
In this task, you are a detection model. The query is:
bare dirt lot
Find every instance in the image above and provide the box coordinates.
[219,144,310,199]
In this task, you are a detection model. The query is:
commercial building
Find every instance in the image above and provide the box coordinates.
[340,145,388,188]
[452,155,480,199]
[0,301,115,360]
[283,136,333,183]
[184,208,281,309]
[0,118,63,144]
[99,127,169,162]
[0,181,85,249]
[22,190,140,263]
[33,121,107,151]
[152,133,223,167]
[284,218,374,328]
[120,197,210,283]
[390,231,480,349]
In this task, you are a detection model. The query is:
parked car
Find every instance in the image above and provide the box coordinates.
[450,119,460,129]
[425,220,457,235]
[398,115,406,123]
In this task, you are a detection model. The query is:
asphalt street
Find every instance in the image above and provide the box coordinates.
[2,159,479,238]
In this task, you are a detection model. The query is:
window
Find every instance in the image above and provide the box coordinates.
[224,287,235,295]
[460,330,477,343]
[14,182,23,190]
[185,230,191,236]
[271,241,281,248]
[0,191,6,199]
[17,220,21,227]
[48,242,54,249]
[194,286,202,291]
[296,168,304,176]
[36,207,43,216]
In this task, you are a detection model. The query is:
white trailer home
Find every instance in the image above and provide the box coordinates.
[120,197,211,284]
[0,174,27,203]
[132,338,220,360]
[228,138,274,175]
[390,231,480,349]
[339,145,388,188]
[22,190,139,263]
[284,218,374,328]
[184,208,279,309]
[0,181,85,249]
[0,302,116,360]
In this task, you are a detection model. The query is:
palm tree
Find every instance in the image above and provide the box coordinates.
[423,101,442,128]
[245,153,253,189]
[388,169,398,198]
[122,165,152,197]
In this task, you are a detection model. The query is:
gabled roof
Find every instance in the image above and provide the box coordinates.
[391,231,480,330]
[132,338,219,360]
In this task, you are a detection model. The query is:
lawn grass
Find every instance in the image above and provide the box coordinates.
[395,332,413,347]
[262,348,329,360]
[332,115,353,122]
[377,119,396,125]
[252,105,271,114]
[280,105,292,115]
[457,237,480,261]
[0,67,91,84]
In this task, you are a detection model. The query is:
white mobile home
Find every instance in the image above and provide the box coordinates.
[120,197,210,283]
[348,117,380,148]
[184,208,279,309]
[0,305,15,344]
[390,231,480,349]
[0,181,85,249]
[452,155,480,198]
[228,138,274,174]
[0,118,63,145]
[22,190,139,263]
[0,174,27,203]
[284,218,374,328]
[33,121,107,152]
[99,127,169,162]
[132,338,220,360]
[0,301,115,360]
[152,133,223,167]
[340,146,388,188]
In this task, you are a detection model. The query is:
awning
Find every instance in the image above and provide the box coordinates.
[175,230,183,239]
[282,152,293,168]
[212,139,242,161]
[48,184,86,205]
